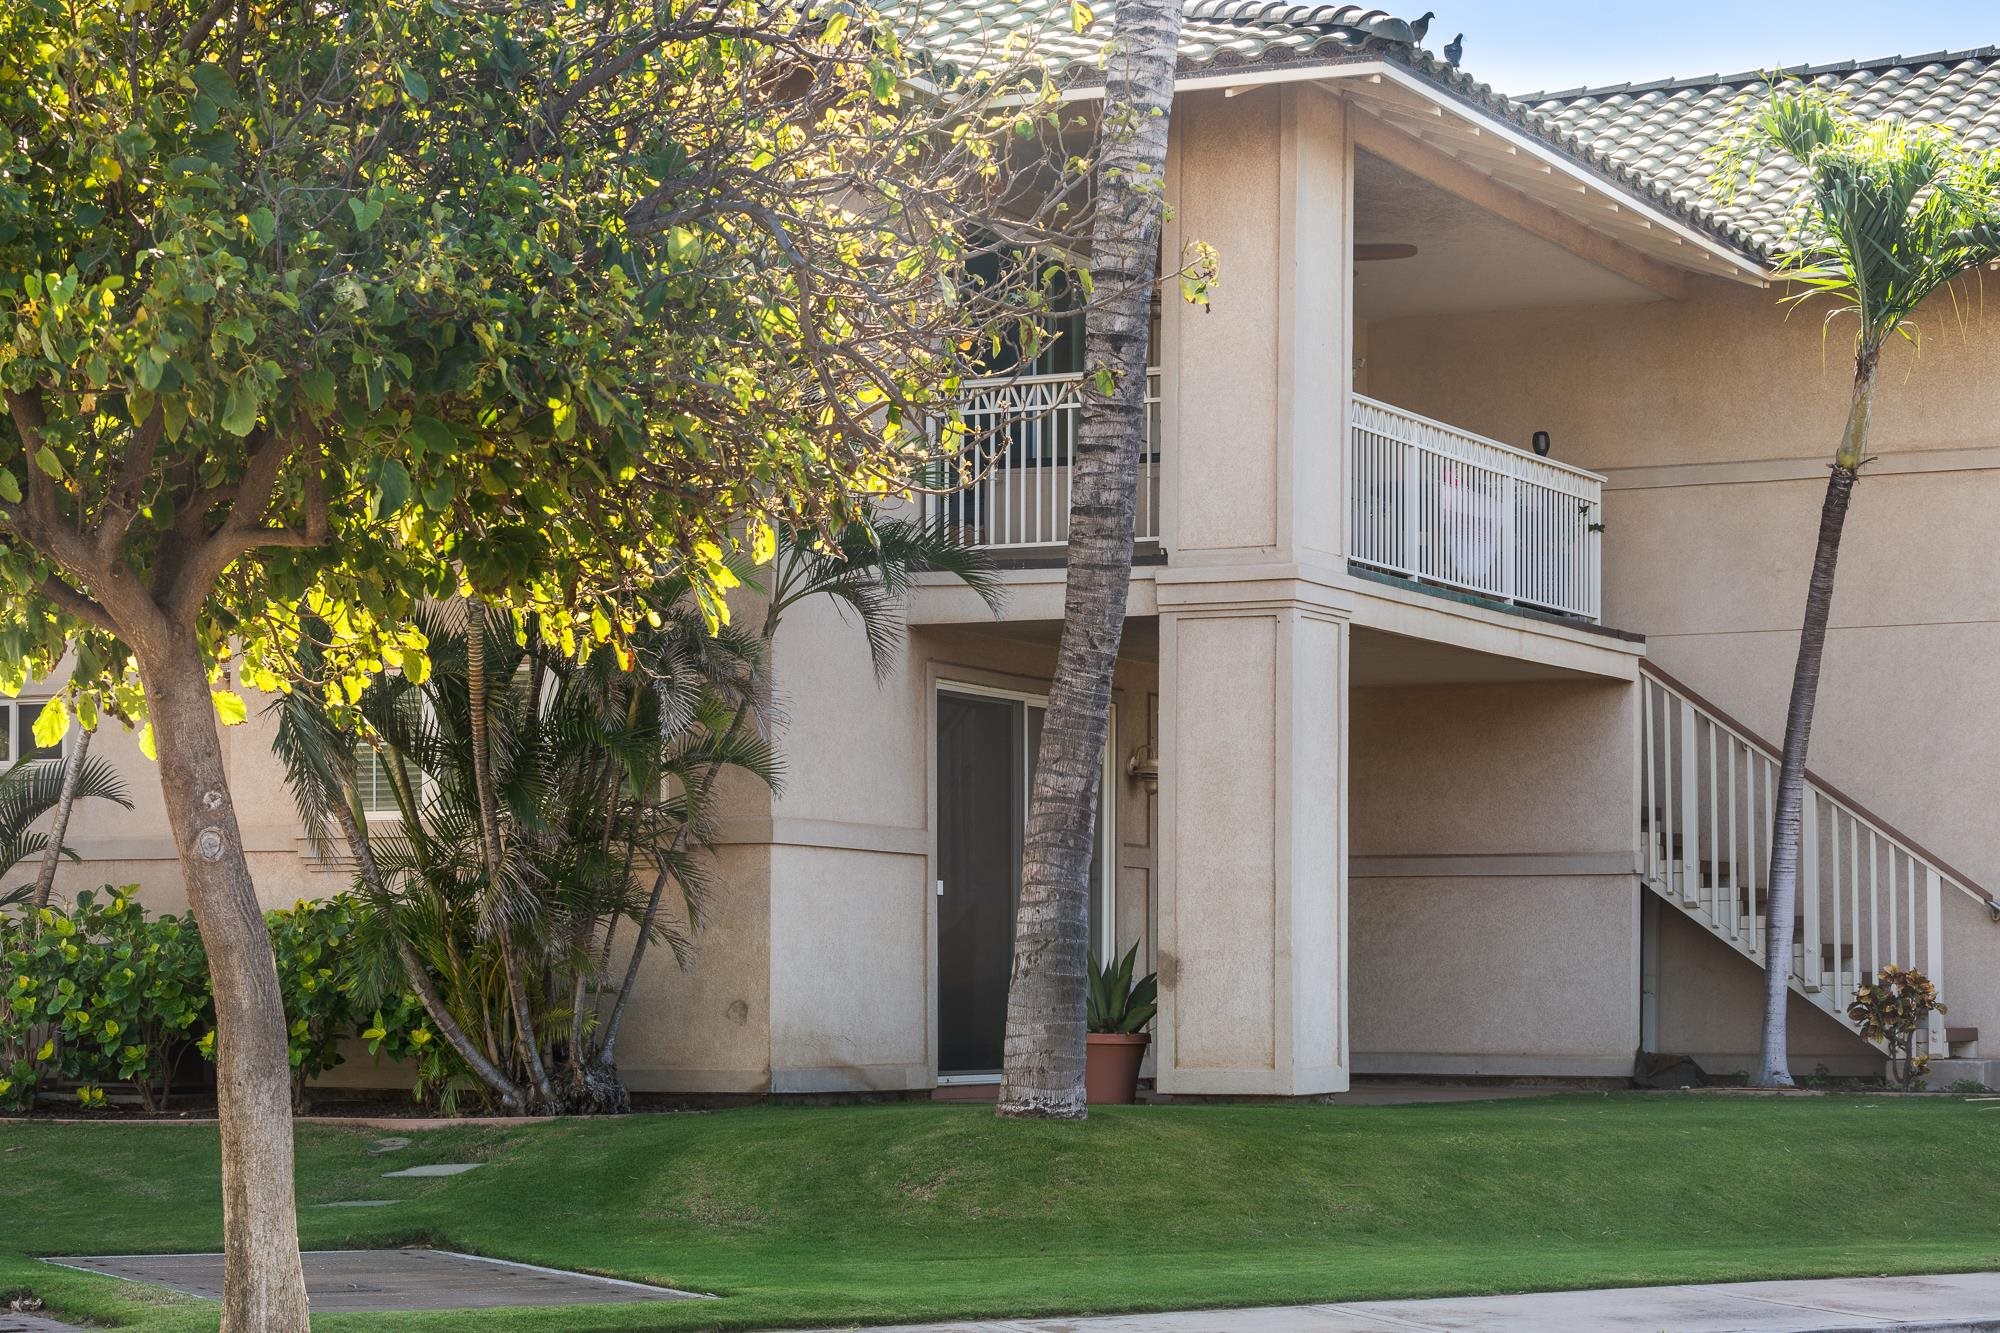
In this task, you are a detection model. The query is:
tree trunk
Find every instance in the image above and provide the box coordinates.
[1757,353,1875,1087]
[136,632,310,1331]
[29,722,91,912]
[997,0,1181,1119]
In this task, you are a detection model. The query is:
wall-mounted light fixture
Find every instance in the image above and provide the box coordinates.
[1126,744,1159,794]
[1531,430,1552,457]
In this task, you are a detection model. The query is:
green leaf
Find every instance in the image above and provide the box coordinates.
[347,197,384,233]
[211,691,248,726]
[190,64,239,107]
[0,470,19,504]
[301,368,336,412]
[221,381,260,436]
[400,65,430,103]
[246,207,276,247]
[32,696,69,749]
[368,459,412,519]
[406,416,456,457]
[33,448,65,480]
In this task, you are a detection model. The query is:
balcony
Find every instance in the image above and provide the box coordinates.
[924,376,1604,626]
[926,371,1161,552]
[1349,395,1604,623]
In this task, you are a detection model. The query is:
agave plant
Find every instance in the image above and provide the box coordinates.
[1086,941,1157,1036]
[272,517,999,1113]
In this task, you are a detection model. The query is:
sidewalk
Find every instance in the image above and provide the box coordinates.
[833,1272,2000,1331]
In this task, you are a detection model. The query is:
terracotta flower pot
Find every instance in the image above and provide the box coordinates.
[1084,1032,1151,1105]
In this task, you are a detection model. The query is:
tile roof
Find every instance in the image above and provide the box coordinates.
[901,4,2000,262]
[897,2,1421,82]
[899,3,1772,258]
[1521,50,2000,253]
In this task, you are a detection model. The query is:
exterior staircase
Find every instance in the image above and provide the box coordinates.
[1637,663,1999,1065]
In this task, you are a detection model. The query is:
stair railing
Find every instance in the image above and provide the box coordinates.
[1638,662,1997,1050]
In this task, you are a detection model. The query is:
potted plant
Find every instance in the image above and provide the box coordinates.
[1085,942,1157,1105]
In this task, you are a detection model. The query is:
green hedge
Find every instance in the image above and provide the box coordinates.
[2,888,435,1112]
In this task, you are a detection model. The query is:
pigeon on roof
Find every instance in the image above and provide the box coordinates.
[1443,32,1462,67]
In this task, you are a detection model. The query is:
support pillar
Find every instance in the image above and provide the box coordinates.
[1155,586,1350,1095]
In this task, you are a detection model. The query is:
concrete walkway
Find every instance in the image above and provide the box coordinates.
[833,1272,2000,1331]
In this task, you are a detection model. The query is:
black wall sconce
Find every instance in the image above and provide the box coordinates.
[1531,430,1552,457]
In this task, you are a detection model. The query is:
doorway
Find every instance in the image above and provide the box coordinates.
[935,685,1111,1080]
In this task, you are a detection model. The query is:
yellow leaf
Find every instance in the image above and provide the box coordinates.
[138,724,157,761]
[211,690,248,726]
[32,696,69,750]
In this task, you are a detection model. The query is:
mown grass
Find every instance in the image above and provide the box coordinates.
[7,1093,2000,1330]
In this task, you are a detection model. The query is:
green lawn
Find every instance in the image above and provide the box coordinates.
[7,1094,2000,1331]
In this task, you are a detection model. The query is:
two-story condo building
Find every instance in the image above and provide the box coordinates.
[19,8,2000,1096]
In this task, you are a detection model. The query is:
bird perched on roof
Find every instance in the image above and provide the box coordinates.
[1409,10,1433,43]
[1443,32,1463,67]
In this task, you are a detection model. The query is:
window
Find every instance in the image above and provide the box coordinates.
[0,699,66,767]
[354,742,406,819]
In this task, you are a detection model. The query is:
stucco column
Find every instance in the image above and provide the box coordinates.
[1156,587,1350,1095]
[1150,81,1354,1095]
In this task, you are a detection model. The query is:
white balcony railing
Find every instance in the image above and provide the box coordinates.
[927,371,1161,551]
[1349,394,1603,622]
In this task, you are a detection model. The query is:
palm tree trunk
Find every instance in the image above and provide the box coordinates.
[997,0,1181,1119]
[29,723,91,912]
[1757,351,1876,1086]
[465,609,555,1108]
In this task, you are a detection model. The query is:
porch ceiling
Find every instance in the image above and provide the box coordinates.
[1354,149,1658,319]
[1333,68,1767,289]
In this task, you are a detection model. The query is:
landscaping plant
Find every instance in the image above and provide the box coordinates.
[270,520,999,1116]
[1714,87,2000,1087]
[1846,964,1945,1090]
[1086,942,1158,1035]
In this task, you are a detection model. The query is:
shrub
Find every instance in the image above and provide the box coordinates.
[1847,965,1945,1090]
[1,888,210,1111]
[3,888,441,1111]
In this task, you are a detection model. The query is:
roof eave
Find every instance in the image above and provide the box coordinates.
[1059,52,1770,286]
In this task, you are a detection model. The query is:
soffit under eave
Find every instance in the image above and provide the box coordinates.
[1328,72,1769,288]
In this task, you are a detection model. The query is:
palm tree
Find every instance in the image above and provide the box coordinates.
[0,742,131,907]
[997,0,1184,1120]
[271,518,998,1111]
[1713,86,2000,1086]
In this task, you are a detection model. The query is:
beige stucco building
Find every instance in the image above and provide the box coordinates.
[20,13,2000,1095]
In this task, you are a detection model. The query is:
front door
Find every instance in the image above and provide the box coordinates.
[936,688,1107,1080]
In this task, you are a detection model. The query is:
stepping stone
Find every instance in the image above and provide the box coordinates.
[42,1250,704,1314]
[382,1162,481,1178]
[317,1200,399,1208]
[367,1136,412,1155]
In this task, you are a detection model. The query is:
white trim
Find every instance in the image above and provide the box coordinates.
[936,1072,1001,1086]
[0,697,68,768]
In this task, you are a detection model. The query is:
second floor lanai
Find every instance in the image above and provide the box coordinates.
[909,4,1773,670]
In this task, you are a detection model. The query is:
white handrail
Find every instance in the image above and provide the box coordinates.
[927,369,1161,551]
[1637,663,1982,1054]
[1348,394,1603,622]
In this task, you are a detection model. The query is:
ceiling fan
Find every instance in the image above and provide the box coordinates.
[1355,243,1418,261]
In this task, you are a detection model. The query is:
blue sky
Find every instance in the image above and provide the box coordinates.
[1436,1,1996,97]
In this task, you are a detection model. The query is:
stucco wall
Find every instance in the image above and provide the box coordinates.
[1365,276,2000,1051]
[1349,678,1641,1075]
